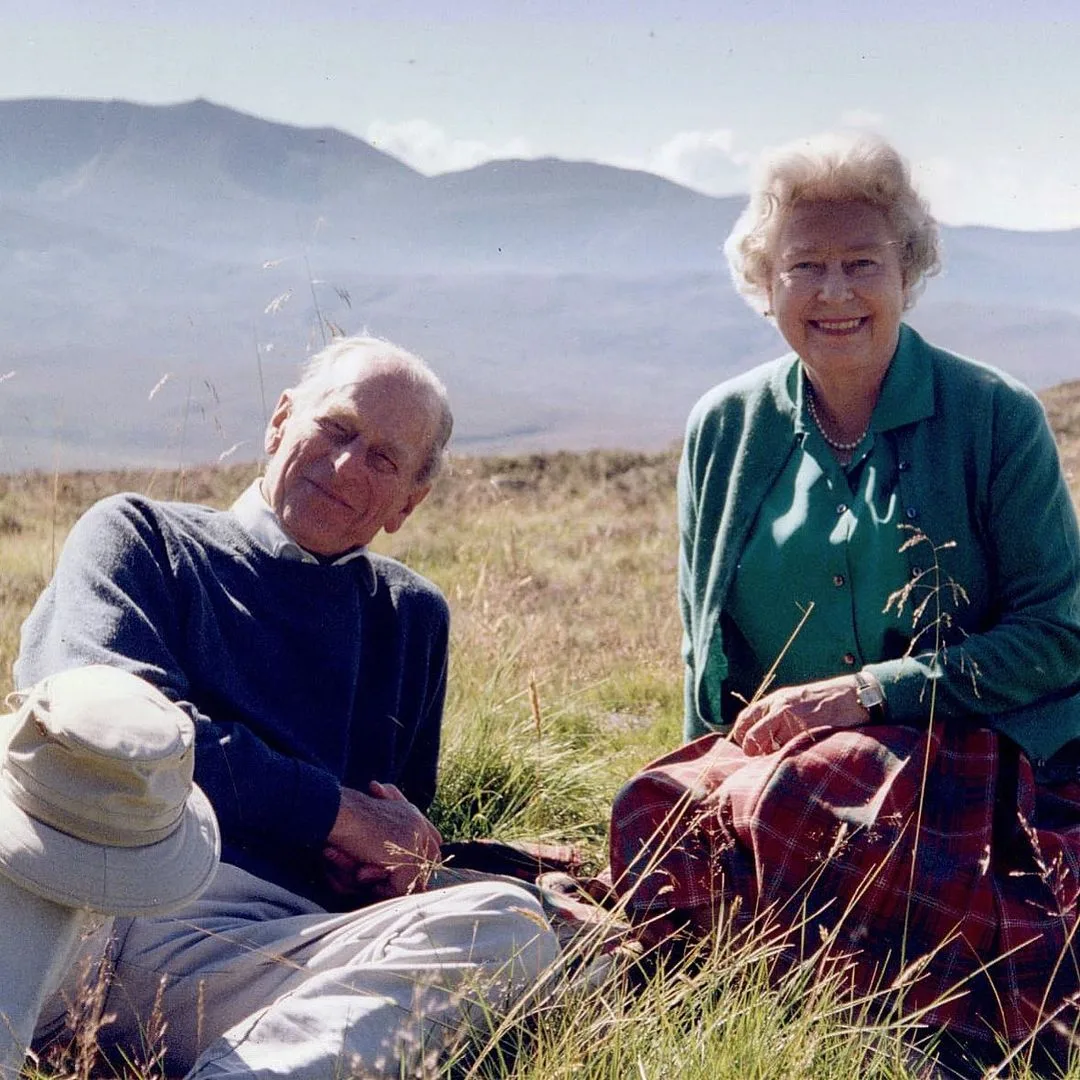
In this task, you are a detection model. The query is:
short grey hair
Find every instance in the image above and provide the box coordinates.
[289,335,453,484]
[725,132,942,315]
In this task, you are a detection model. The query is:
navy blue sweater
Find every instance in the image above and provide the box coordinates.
[16,494,449,907]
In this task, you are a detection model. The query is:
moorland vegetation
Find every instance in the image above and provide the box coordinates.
[2,377,1079,1078]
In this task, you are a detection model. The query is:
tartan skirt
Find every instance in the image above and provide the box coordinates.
[609,724,1080,1059]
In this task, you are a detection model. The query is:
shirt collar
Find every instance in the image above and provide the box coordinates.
[231,480,377,593]
[778,321,935,438]
[871,323,935,432]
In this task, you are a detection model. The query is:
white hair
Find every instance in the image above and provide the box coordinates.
[288,336,453,484]
[725,132,942,315]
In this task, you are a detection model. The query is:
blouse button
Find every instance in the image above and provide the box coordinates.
[836,503,848,515]
[833,574,846,587]
[898,460,911,472]
[842,652,857,666]
[905,506,918,519]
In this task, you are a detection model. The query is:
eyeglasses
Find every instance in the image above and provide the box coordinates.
[777,257,891,292]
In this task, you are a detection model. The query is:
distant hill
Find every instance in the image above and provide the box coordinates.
[2,97,1079,472]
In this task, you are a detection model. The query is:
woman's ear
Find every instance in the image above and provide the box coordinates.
[762,263,776,318]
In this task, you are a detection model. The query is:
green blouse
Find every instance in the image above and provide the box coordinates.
[725,370,911,706]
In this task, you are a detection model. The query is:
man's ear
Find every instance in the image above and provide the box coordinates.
[265,391,293,455]
[383,483,432,535]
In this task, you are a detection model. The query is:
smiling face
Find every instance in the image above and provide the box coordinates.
[260,363,439,556]
[768,200,906,386]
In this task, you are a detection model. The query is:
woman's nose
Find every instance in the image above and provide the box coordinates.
[818,264,854,301]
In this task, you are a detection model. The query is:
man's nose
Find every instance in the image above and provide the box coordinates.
[333,438,367,476]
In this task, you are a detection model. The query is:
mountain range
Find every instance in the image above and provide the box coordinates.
[2,97,1078,472]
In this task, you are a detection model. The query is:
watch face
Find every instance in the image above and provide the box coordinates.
[855,676,884,709]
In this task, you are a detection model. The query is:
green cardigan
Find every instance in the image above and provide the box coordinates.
[678,323,1080,763]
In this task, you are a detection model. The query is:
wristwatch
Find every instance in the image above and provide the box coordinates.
[853,672,886,722]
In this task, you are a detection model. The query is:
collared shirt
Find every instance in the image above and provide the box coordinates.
[231,480,376,591]
[724,356,929,701]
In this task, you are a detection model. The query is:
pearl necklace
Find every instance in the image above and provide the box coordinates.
[805,384,869,453]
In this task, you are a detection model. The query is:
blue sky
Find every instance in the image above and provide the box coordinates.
[4,0,1079,229]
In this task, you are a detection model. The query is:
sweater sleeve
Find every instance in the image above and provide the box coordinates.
[678,390,747,742]
[395,598,448,813]
[679,424,714,742]
[866,387,1080,730]
[15,496,342,853]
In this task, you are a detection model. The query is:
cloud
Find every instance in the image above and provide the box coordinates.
[913,154,1080,230]
[366,119,534,175]
[643,128,753,196]
[359,120,1080,230]
[366,119,755,195]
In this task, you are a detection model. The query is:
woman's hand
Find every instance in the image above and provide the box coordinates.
[731,674,871,756]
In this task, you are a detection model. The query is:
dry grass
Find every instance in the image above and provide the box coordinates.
[1043,380,1080,496]
[2,381,1080,1078]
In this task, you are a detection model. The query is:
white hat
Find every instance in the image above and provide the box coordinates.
[0,666,220,915]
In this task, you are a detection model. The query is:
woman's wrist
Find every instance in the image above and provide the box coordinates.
[853,671,887,722]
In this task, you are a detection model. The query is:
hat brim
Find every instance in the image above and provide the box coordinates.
[0,781,220,916]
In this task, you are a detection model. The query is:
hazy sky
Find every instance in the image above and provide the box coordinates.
[4,0,1079,230]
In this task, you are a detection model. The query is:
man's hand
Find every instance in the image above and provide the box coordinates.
[323,781,442,902]
[731,675,871,756]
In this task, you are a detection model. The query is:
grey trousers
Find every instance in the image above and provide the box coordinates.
[35,864,560,1080]
[0,876,102,1080]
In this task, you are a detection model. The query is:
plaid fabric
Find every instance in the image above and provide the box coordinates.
[609,725,1080,1058]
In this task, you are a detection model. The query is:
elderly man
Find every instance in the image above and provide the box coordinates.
[16,336,558,1080]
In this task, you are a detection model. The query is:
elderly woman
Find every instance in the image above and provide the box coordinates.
[610,134,1080,1068]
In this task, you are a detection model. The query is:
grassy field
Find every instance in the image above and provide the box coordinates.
[0,448,688,845]
[2,378,1080,1079]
